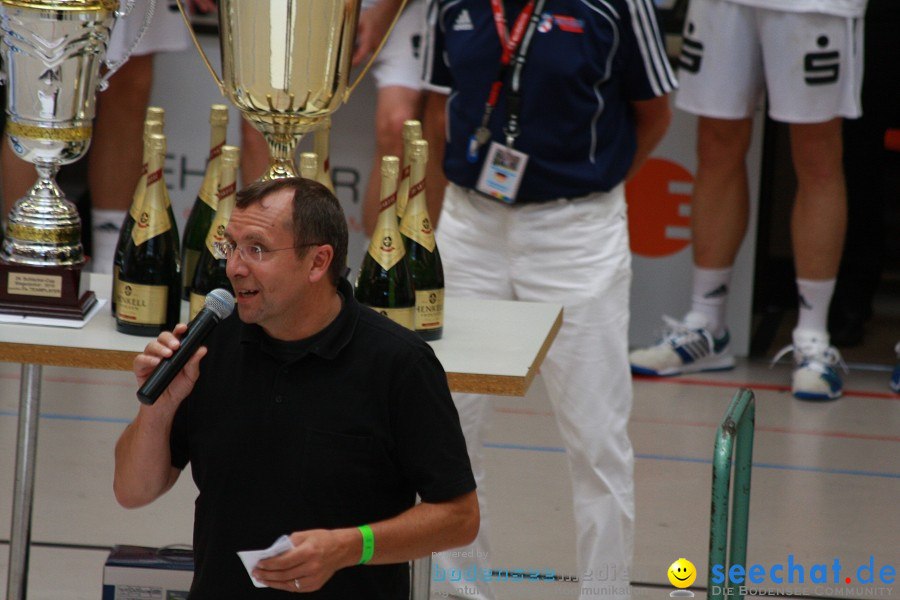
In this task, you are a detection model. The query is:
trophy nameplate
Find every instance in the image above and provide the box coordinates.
[0,260,97,319]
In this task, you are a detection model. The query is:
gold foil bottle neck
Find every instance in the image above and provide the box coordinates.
[220,145,240,169]
[146,106,165,126]
[410,139,428,164]
[316,115,333,131]
[300,152,318,180]
[148,133,166,156]
[143,119,162,142]
[403,120,422,141]
[381,155,400,180]
[209,104,229,126]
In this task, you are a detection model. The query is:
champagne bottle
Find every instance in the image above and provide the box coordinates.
[189,145,239,320]
[399,140,444,340]
[299,152,319,181]
[112,107,165,315]
[354,156,415,329]
[181,104,229,299]
[396,119,422,220]
[313,116,336,193]
[116,133,182,336]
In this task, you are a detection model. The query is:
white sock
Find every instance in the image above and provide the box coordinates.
[686,266,732,338]
[796,278,836,335]
[91,208,126,275]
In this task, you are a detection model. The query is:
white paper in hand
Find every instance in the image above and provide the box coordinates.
[237,534,295,588]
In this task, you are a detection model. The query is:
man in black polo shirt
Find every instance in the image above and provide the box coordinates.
[114,177,478,599]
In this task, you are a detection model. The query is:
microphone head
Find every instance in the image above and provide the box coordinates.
[205,289,236,320]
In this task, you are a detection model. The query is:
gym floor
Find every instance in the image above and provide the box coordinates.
[0,346,897,600]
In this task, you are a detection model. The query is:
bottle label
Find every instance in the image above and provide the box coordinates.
[116,281,169,325]
[205,184,233,254]
[129,164,148,220]
[373,306,415,330]
[189,292,205,321]
[204,220,228,255]
[132,169,173,245]
[399,182,436,252]
[397,163,412,218]
[415,288,444,331]
[198,141,225,210]
[368,191,406,270]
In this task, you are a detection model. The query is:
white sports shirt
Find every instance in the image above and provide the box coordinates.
[724,0,867,18]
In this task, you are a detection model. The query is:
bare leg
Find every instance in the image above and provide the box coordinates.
[239,119,269,186]
[789,118,846,280]
[691,116,754,269]
[361,85,423,236]
[89,54,154,211]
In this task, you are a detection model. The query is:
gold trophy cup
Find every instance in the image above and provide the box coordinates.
[176,0,406,181]
[0,0,154,318]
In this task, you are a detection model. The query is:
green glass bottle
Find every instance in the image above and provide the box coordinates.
[112,107,164,315]
[181,104,229,299]
[116,133,182,336]
[189,145,239,320]
[399,140,444,340]
[354,156,415,329]
[396,119,422,220]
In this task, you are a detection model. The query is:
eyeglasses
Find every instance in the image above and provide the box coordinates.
[212,240,324,262]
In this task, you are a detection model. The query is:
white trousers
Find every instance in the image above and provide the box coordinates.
[433,184,635,600]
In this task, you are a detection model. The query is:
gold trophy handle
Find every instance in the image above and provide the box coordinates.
[174,0,226,96]
[345,0,409,101]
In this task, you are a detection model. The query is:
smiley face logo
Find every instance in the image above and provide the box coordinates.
[668,558,696,589]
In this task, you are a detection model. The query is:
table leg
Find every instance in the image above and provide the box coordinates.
[411,555,432,600]
[6,363,42,600]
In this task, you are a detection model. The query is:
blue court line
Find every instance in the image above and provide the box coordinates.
[0,410,130,425]
[2,412,897,479]
[484,442,900,480]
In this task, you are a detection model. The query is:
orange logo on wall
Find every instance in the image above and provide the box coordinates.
[625,158,694,258]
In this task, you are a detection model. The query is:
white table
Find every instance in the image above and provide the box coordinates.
[0,273,562,600]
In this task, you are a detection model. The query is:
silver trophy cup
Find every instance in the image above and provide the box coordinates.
[0,0,153,265]
[0,0,153,317]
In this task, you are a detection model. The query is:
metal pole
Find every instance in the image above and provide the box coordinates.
[7,363,42,600]
[410,555,432,600]
[708,388,755,600]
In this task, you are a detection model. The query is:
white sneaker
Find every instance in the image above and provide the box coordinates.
[890,342,900,394]
[630,315,735,376]
[772,329,846,401]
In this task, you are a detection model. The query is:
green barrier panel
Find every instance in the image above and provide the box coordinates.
[708,388,755,600]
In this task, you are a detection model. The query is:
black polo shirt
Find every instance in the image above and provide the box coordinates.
[169,278,476,599]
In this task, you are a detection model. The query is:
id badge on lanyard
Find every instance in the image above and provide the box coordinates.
[475,141,529,203]
[469,0,545,203]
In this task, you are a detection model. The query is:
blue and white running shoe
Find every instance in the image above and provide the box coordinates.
[630,315,734,376]
[773,329,846,401]
[890,342,900,394]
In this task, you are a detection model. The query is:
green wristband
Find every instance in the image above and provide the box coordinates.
[358,524,374,565]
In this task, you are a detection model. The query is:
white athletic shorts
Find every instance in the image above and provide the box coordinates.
[365,0,425,90]
[107,0,192,63]
[675,0,863,123]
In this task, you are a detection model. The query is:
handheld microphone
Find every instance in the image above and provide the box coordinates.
[137,288,235,405]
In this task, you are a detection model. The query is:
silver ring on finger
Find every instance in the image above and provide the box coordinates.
[293,578,301,591]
